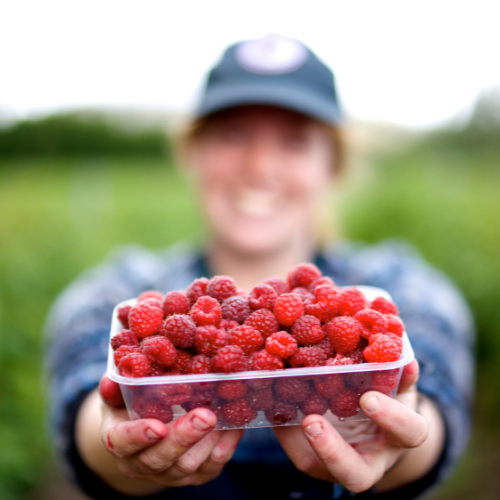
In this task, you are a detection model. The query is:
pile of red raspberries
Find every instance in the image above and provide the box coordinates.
[109,263,405,425]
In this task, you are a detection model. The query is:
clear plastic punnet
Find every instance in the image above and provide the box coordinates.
[107,286,414,433]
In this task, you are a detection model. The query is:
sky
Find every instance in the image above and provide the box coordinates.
[1,0,499,129]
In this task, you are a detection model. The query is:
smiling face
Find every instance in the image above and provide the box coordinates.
[187,105,336,257]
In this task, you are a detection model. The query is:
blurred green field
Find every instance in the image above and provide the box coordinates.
[1,122,500,499]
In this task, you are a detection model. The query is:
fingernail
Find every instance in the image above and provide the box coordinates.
[364,395,379,413]
[192,415,211,431]
[305,422,323,439]
[146,429,161,440]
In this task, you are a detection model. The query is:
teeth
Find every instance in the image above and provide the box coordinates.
[234,189,278,217]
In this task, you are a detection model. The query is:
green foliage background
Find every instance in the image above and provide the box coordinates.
[0,107,499,499]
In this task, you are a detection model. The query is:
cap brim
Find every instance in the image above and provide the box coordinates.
[195,81,342,125]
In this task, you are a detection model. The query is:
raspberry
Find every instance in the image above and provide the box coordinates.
[273,293,304,327]
[315,338,335,358]
[370,369,400,395]
[141,298,163,310]
[181,390,219,412]
[386,315,405,337]
[289,347,326,367]
[299,393,329,416]
[138,291,164,303]
[363,334,403,363]
[111,329,139,350]
[114,345,140,366]
[117,305,132,328]
[274,377,311,402]
[191,381,218,393]
[141,336,178,368]
[323,316,361,354]
[157,383,193,405]
[303,285,340,323]
[265,401,298,425]
[118,352,151,378]
[250,350,284,370]
[339,288,367,316]
[261,277,290,296]
[329,389,360,418]
[99,376,124,406]
[217,380,249,400]
[327,353,354,366]
[291,287,313,300]
[160,314,197,348]
[194,326,229,356]
[149,364,168,376]
[138,401,174,423]
[246,387,275,411]
[314,374,344,398]
[244,309,279,339]
[266,331,298,359]
[211,345,247,373]
[354,309,388,339]
[221,398,257,426]
[248,284,278,310]
[128,303,164,340]
[219,319,240,331]
[162,291,190,317]
[344,371,374,394]
[189,296,222,326]
[186,277,209,305]
[172,350,192,373]
[229,325,264,355]
[287,263,322,289]
[221,296,251,323]
[346,347,365,365]
[187,354,213,374]
[206,275,237,301]
[308,276,335,293]
[292,315,325,345]
[371,296,399,316]
[245,377,274,390]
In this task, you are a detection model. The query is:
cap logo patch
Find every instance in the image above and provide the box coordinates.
[236,34,307,75]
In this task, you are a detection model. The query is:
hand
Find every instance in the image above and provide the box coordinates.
[273,360,430,493]
[100,400,244,488]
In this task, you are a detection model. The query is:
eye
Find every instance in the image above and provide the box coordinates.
[281,132,308,151]
[216,123,249,143]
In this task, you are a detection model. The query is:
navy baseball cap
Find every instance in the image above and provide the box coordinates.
[195,34,342,125]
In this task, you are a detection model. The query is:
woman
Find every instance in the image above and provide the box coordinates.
[46,35,474,499]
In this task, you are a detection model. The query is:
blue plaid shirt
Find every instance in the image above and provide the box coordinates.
[45,239,474,499]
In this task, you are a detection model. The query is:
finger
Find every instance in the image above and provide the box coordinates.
[397,359,419,394]
[198,429,245,478]
[273,425,326,479]
[100,404,168,458]
[131,408,217,475]
[301,415,385,493]
[360,391,428,448]
[166,430,224,480]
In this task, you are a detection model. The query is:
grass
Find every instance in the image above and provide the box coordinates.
[0,158,201,500]
[0,137,499,498]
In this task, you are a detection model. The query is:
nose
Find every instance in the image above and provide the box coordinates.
[242,136,280,186]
